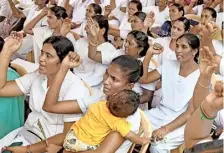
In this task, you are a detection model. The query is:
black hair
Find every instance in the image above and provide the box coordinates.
[89,3,102,15]
[133,12,147,22]
[203,7,217,19]
[176,17,190,31]
[129,0,142,11]
[92,15,109,42]
[177,33,200,63]
[50,6,68,19]
[43,36,74,62]
[45,0,49,4]
[111,55,143,83]
[0,37,5,52]
[128,30,150,57]
[171,3,185,16]
[111,90,140,116]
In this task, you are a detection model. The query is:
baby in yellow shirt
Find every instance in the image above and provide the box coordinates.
[63,90,150,152]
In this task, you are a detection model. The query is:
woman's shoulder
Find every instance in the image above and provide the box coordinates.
[63,70,85,85]
[98,42,116,51]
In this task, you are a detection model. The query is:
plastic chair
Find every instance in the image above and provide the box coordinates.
[128,110,152,153]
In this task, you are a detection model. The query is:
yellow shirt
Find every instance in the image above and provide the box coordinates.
[71,100,131,145]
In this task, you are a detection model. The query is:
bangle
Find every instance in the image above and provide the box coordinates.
[26,145,32,153]
[89,40,98,47]
[200,102,216,120]
[198,81,210,88]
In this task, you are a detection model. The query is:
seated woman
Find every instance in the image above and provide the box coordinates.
[0,37,24,139]
[153,17,190,65]
[8,0,48,60]
[192,7,223,42]
[23,6,76,63]
[73,15,120,90]
[4,55,144,153]
[142,0,169,28]
[71,3,102,38]
[140,33,200,153]
[0,33,90,148]
[130,11,157,38]
[152,3,185,37]
[109,0,142,39]
[124,30,158,108]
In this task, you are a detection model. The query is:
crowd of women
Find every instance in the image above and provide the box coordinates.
[0,0,223,152]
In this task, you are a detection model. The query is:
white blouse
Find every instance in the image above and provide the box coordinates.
[156,60,200,119]
[143,6,169,27]
[73,38,122,88]
[15,70,90,139]
[111,8,132,39]
[153,37,177,65]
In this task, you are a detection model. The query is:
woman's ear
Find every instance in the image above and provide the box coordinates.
[192,49,198,56]
[138,47,144,54]
[100,28,106,35]
[180,11,184,17]
[127,83,135,90]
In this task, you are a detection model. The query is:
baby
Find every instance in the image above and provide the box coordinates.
[63,90,150,152]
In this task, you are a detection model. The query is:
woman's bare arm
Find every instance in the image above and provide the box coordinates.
[185,81,223,148]
[139,47,162,84]
[23,8,48,35]
[43,57,82,114]
[0,33,24,97]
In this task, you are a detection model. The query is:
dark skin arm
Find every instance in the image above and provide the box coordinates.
[140,88,154,104]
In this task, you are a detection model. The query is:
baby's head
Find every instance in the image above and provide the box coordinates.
[108,90,140,118]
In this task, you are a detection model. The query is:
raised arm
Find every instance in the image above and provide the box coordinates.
[185,0,197,14]
[200,21,222,73]
[23,7,48,35]
[64,0,73,18]
[185,81,223,148]
[193,46,217,109]
[8,0,25,18]
[87,17,103,63]
[210,0,222,9]
[42,52,83,114]
[0,32,24,97]
[139,44,163,84]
